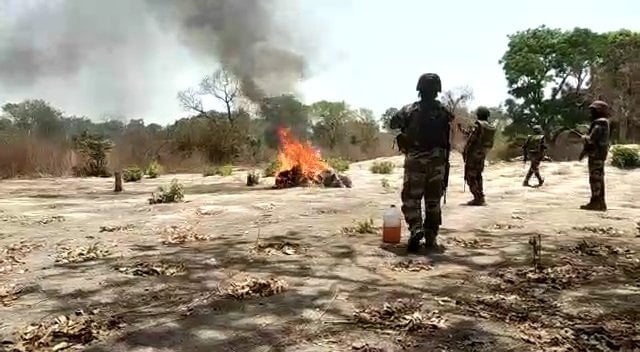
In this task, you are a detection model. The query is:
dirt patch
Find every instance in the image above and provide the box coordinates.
[494,262,613,290]
[353,299,446,332]
[223,276,287,299]
[0,284,27,307]
[3,309,124,352]
[37,215,65,225]
[54,244,111,264]
[487,222,524,231]
[114,260,186,277]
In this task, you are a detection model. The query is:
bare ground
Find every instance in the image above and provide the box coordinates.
[1,154,639,352]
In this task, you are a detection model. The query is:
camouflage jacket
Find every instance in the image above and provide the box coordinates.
[463,120,495,161]
[583,118,610,160]
[389,100,454,157]
[523,134,547,159]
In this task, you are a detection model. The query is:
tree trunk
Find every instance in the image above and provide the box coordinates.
[114,171,123,192]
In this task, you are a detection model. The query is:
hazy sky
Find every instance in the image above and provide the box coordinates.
[1,0,639,124]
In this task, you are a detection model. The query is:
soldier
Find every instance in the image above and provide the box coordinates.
[579,100,611,211]
[463,106,496,205]
[389,73,454,253]
[522,125,547,187]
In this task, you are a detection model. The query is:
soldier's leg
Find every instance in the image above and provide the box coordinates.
[401,165,427,252]
[523,162,533,186]
[587,159,606,210]
[423,156,446,250]
[532,159,543,185]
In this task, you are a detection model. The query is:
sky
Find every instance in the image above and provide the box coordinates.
[1,0,639,125]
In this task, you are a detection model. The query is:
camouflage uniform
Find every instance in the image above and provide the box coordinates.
[463,107,495,205]
[580,100,610,211]
[522,126,547,187]
[390,73,453,253]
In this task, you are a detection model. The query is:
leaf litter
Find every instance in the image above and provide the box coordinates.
[252,240,304,256]
[223,277,287,299]
[389,259,432,272]
[353,299,446,333]
[114,260,186,277]
[1,241,43,274]
[160,224,213,245]
[447,237,492,249]
[572,225,626,237]
[99,224,134,233]
[55,244,110,264]
[570,239,633,257]
[4,309,124,352]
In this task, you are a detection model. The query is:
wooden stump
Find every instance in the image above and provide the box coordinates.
[114,171,123,192]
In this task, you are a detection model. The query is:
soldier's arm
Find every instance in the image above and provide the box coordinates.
[586,123,604,144]
[388,108,407,130]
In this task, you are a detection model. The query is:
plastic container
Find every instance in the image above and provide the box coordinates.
[382,205,402,244]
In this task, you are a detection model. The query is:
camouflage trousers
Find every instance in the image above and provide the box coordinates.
[525,156,543,184]
[588,158,606,203]
[401,149,447,235]
[464,156,485,200]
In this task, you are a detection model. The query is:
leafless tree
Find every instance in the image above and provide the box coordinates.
[177,68,240,123]
[441,86,474,114]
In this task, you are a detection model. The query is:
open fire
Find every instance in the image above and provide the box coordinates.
[274,128,351,189]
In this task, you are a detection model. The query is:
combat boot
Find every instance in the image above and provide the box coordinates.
[522,180,530,187]
[466,197,486,206]
[423,229,444,253]
[407,230,424,253]
[580,200,607,211]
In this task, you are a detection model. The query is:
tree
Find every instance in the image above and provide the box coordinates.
[177,68,240,123]
[72,131,113,177]
[1,99,64,138]
[441,86,474,113]
[260,95,310,149]
[380,107,399,131]
[308,100,356,150]
[500,26,604,136]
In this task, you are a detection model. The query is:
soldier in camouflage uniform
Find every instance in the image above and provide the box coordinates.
[463,107,496,206]
[389,73,454,253]
[522,125,547,187]
[579,100,611,211]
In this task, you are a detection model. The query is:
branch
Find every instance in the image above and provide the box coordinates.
[177,88,205,114]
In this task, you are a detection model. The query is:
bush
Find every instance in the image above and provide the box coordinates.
[123,166,143,182]
[263,160,281,177]
[149,179,184,204]
[325,157,350,172]
[146,161,162,178]
[370,161,394,174]
[246,171,260,186]
[611,145,640,169]
[203,164,234,177]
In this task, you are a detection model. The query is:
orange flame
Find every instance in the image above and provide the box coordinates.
[276,128,328,179]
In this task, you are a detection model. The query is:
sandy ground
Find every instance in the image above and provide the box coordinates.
[0,153,639,352]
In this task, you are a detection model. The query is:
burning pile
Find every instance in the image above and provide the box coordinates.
[274,128,351,189]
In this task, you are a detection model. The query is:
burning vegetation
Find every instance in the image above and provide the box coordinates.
[274,128,352,189]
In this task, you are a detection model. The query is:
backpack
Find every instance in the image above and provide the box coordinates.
[477,120,496,150]
[526,135,545,154]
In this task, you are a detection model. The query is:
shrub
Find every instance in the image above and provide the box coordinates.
[325,157,350,172]
[146,161,162,178]
[71,131,113,177]
[263,160,281,177]
[246,171,260,186]
[611,146,640,169]
[149,179,184,204]
[123,166,143,182]
[203,164,234,177]
[370,161,394,174]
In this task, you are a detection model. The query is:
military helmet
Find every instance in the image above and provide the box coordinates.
[476,106,490,120]
[532,125,543,134]
[416,73,442,93]
[589,100,610,116]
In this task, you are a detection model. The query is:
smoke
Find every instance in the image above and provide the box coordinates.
[0,0,311,118]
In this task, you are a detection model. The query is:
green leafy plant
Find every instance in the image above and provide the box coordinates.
[203,164,234,177]
[71,131,113,177]
[325,157,350,172]
[370,161,394,174]
[146,161,162,178]
[611,145,640,169]
[149,179,184,204]
[263,160,281,177]
[123,166,143,182]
